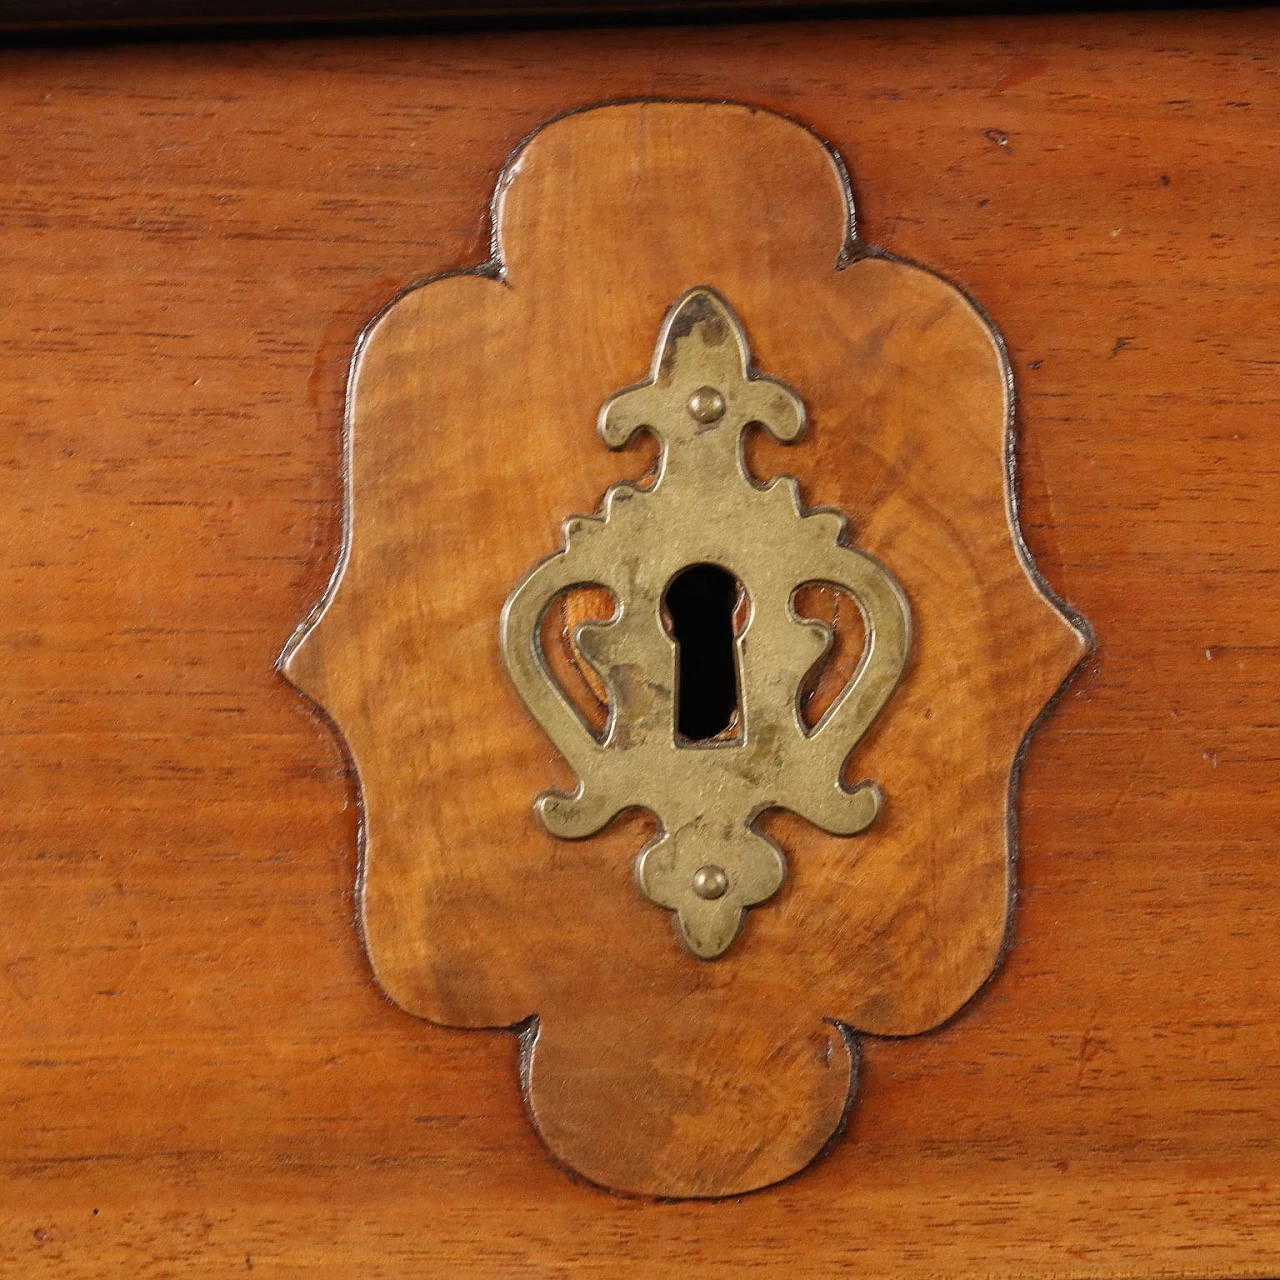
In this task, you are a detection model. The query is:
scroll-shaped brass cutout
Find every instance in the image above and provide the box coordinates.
[501,288,911,958]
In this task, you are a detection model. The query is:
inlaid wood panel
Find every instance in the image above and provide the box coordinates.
[280,98,1086,1197]
[0,10,1278,1276]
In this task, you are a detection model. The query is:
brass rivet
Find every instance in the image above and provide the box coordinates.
[691,864,729,900]
[687,386,726,424]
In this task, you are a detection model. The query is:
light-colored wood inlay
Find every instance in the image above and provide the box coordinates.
[283,101,1086,1197]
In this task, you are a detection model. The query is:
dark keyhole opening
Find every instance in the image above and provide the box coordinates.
[663,563,743,743]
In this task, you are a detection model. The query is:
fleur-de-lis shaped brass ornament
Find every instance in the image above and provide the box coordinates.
[501,288,911,958]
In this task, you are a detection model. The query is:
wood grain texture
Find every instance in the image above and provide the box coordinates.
[0,7,1278,1273]
[281,100,1085,1197]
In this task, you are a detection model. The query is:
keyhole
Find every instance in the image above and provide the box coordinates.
[663,563,744,743]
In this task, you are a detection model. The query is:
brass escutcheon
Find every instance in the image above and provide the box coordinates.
[501,288,911,959]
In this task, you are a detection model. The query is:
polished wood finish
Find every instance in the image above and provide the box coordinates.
[282,100,1084,1197]
[1,7,1278,1271]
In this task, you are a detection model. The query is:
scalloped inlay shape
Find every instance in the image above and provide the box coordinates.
[281,100,1089,1199]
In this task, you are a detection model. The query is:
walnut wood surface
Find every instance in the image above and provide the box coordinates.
[282,100,1085,1196]
[1,7,1278,1273]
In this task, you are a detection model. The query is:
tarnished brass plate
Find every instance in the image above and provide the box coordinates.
[501,287,911,958]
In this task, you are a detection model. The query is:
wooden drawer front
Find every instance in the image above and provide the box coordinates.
[1,11,1277,1277]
